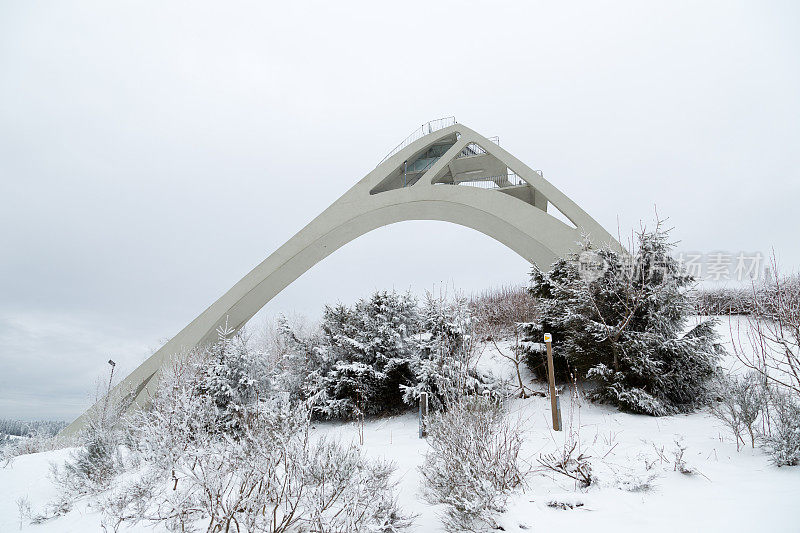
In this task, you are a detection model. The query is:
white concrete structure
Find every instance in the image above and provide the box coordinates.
[61,118,618,437]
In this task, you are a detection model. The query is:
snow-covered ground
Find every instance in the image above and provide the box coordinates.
[318,396,799,532]
[2,316,798,532]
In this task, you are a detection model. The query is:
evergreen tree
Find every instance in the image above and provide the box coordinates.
[319,291,421,418]
[195,327,266,436]
[403,293,490,410]
[271,315,331,408]
[521,221,722,415]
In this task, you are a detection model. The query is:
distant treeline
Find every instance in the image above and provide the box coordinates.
[0,418,66,437]
[692,287,756,315]
[693,275,800,316]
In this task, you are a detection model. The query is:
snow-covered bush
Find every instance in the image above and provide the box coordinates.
[522,220,722,416]
[710,370,799,466]
[711,372,766,450]
[0,433,10,454]
[420,397,527,532]
[1,418,68,463]
[58,418,122,493]
[273,290,499,418]
[51,366,128,501]
[1,427,67,464]
[48,329,415,532]
[608,457,660,492]
[403,293,492,410]
[317,291,421,418]
[110,389,411,532]
[194,325,271,437]
[721,265,800,466]
[124,350,216,473]
[762,388,800,467]
[267,291,424,419]
[267,315,329,406]
[52,416,123,509]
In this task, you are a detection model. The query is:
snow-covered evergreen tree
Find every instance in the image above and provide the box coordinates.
[194,325,268,436]
[268,315,331,408]
[403,293,491,409]
[522,221,722,415]
[318,291,421,418]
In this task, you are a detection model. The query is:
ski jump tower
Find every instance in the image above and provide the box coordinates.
[62,118,618,436]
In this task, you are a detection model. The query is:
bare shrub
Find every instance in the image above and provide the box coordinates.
[710,370,800,466]
[16,496,31,529]
[710,372,766,450]
[109,398,410,532]
[648,438,700,478]
[732,268,800,396]
[762,388,800,467]
[693,287,754,315]
[101,340,412,533]
[536,383,593,489]
[486,323,541,399]
[537,442,593,489]
[725,263,800,467]
[668,437,705,477]
[50,403,126,507]
[420,396,527,532]
[609,456,660,492]
[470,285,537,340]
[45,365,127,518]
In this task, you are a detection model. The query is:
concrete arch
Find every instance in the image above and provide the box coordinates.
[61,121,619,436]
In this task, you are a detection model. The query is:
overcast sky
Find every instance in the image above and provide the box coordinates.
[1,1,798,420]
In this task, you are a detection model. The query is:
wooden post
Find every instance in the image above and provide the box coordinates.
[544,333,561,431]
[419,392,428,438]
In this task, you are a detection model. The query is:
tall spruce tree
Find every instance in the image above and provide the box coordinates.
[521,221,722,415]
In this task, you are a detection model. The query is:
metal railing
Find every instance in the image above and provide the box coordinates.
[458,171,526,189]
[457,143,488,158]
[455,137,501,159]
[437,170,542,190]
[378,117,456,165]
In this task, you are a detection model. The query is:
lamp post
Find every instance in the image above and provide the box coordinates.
[102,359,116,422]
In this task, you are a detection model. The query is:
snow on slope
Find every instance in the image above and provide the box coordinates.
[1,317,798,532]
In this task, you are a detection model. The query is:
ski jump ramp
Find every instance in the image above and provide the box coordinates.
[61,118,617,437]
